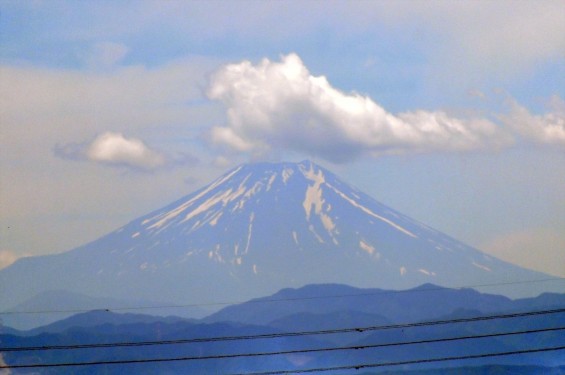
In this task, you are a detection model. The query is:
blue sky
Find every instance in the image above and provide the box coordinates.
[1,1,564,278]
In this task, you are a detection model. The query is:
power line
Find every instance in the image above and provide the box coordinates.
[0,338,565,375]
[1,277,563,316]
[230,346,565,375]
[3,326,565,368]
[1,326,563,369]
[2,308,563,353]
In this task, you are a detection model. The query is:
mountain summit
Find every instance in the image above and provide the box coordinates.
[0,161,553,311]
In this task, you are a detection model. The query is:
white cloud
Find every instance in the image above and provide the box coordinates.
[1,57,216,173]
[207,53,510,162]
[0,58,222,259]
[86,132,165,170]
[54,132,200,171]
[502,96,565,146]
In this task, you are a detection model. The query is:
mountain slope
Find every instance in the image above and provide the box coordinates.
[3,287,564,373]
[1,318,330,374]
[204,283,565,326]
[0,290,209,331]
[0,161,557,312]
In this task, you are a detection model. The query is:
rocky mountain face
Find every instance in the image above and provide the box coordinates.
[0,161,554,313]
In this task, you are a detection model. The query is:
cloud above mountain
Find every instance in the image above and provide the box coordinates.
[55,132,166,171]
[86,132,166,169]
[208,54,565,163]
[501,96,565,146]
[54,132,202,172]
[207,54,511,163]
[1,1,563,285]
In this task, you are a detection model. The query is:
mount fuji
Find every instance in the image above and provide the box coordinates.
[0,161,556,314]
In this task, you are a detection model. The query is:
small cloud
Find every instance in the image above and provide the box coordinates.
[207,53,510,163]
[54,132,166,171]
[54,132,199,172]
[86,132,166,169]
[501,96,565,146]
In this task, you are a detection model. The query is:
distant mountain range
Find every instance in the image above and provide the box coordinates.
[203,283,565,326]
[1,290,210,331]
[0,161,560,325]
[2,283,564,374]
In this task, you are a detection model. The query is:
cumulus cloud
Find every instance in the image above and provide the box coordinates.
[501,96,565,146]
[54,132,201,171]
[87,132,165,169]
[55,132,166,171]
[207,54,510,163]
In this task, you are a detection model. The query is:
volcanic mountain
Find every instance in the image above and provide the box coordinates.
[0,161,554,312]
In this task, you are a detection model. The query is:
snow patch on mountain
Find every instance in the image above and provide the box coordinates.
[209,212,222,226]
[326,182,417,238]
[243,212,254,255]
[302,165,325,220]
[300,164,340,244]
[419,268,436,276]
[292,231,299,245]
[282,168,294,184]
[180,184,247,225]
[472,261,492,272]
[308,224,325,244]
[267,173,277,191]
[359,240,376,256]
[0,160,558,313]
[145,166,243,231]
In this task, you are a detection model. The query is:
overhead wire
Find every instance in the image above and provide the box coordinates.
[229,346,565,375]
[2,307,564,353]
[1,329,563,369]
